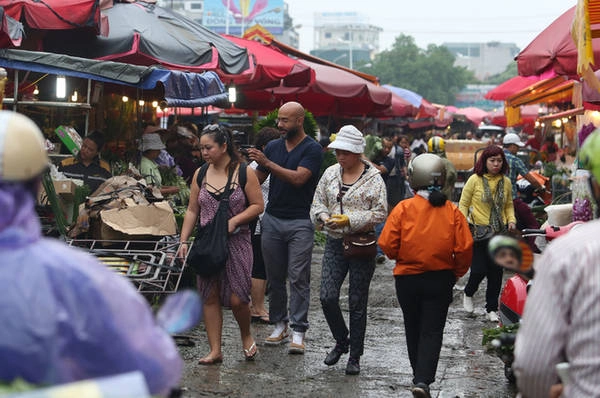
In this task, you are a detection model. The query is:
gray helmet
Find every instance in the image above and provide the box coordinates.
[408,153,446,190]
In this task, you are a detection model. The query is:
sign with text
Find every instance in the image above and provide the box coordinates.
[203,0,284,36]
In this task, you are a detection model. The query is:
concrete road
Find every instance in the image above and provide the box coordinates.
[177,246,518,397]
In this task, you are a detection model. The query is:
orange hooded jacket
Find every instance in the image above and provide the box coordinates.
[378,194,473,278]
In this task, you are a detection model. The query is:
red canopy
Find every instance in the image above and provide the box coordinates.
[376,93,418,118]
[516,6,600,78]
[485,70,557,101]
[237,59,392,117]
[0,0,103,33]
[451,107,490,125]
[220,35,314,89]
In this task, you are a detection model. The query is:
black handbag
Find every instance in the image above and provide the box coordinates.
[469,223,494,242]
[187,166,233,277]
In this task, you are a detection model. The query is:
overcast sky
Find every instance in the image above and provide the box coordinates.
[287,0,576,53]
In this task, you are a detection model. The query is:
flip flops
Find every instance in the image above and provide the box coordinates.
[243,341,258,361]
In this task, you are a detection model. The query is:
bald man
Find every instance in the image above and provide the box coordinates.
[247,102,324,355]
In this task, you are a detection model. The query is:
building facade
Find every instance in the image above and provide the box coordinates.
[443,42,519,81]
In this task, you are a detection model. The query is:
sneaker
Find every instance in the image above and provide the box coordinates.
[487,311,499,322]
[411,383,431,398]
[324,341,349,366]
[288,331,305,354]
[265,322,289,345]
[345,356,360,375]
[463,293,474,313]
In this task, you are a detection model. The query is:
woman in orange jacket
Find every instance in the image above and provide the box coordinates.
[379,153,473,398]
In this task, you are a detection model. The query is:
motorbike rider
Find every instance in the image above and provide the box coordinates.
[427,136,457,200]
[513,129,600,397]
[502,133,545,251]
[0,111,182,395]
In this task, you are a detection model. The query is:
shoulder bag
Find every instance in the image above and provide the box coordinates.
[338,182,377,259]
[187,165,234,277]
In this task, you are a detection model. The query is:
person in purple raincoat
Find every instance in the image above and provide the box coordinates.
[0,111,182,396]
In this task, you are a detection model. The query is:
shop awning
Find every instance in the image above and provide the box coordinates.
[0,48,227,106]
[506,76,574,107]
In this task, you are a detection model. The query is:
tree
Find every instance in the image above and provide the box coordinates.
[485,61,518,84]
[365,34,475,105]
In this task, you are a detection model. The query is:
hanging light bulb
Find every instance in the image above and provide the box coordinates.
[138,100,145,106]
[56,75,66,99]
[152,100,159,108]
[71,90,78,102]
[228,85,237,103]
[122,96,129,102]
[33,85,39,95]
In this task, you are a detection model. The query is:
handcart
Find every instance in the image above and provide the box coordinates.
[68,238,190,304]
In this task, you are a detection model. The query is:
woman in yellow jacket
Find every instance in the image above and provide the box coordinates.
[459,145,516,323]
[379,154,473,398]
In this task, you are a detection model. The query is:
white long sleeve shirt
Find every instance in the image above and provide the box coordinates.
[514,219,600,397]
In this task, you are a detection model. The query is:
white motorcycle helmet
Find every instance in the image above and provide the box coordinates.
[0,110,49,182]
[408,153,446,190]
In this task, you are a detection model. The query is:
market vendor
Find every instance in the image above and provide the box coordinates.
[59,130,112,194]
[138,132,180,196]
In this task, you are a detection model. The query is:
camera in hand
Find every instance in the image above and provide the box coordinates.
[239,144,258,156]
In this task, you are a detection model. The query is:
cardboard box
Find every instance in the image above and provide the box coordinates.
[55,126,83,155]
[53,179,77,199]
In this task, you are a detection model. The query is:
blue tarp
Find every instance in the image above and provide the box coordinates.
[0,49,227,106]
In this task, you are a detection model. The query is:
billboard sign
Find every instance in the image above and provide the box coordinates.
[203,0,284,36]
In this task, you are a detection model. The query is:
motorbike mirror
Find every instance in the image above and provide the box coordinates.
[488,235,534,276]
[155,289,203,334]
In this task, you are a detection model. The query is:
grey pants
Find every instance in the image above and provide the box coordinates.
[261,212,315,333]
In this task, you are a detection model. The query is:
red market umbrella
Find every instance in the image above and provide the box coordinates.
[220,34,314,89]
[451,107,490,125]
[489,105,539,134]
[237,59,392,117]
[42,1,250,75]
[485,70,557,101]
[376,92,418,118]
[0,7,22,47]
[383,84,438,118]
[0,0,104,33]
[516,6,600,78]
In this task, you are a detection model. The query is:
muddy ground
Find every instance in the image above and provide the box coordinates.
[177,246,518,398]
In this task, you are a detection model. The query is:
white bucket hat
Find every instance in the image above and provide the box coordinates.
[328,125,365,154]
[139,133,166,151]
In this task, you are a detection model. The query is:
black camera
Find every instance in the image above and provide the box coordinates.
[239,144,257,156]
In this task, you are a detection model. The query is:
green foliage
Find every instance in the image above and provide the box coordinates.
[482,323,520,361]
[254,109,318,139]
[485,62,518,84]
[0,378,38,394]
[369,34,474,105]
[319,149,337,177]
[314,230,327,247]
[364,135,382,161]
[159,166,191,206]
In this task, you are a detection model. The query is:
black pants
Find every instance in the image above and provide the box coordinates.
[464,239,503,312]
[320,237,376,358]
[395,270,455,386]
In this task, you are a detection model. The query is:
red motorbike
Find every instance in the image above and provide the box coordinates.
[496,221,584,382]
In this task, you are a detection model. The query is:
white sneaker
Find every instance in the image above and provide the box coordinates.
[487,311,499,322]
[463,293,474,313]
[265,322,289,345]
[288,331,305,354]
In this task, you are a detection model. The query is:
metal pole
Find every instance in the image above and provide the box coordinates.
[349,29,353,70]
[225,0,230,35]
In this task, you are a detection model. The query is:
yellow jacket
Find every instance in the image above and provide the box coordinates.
[458,173,516,225]
[378,194,473,278]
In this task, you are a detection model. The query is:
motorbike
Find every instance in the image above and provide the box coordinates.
[485,221,584,383]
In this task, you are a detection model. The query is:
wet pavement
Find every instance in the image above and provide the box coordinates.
[177,246,518,397]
